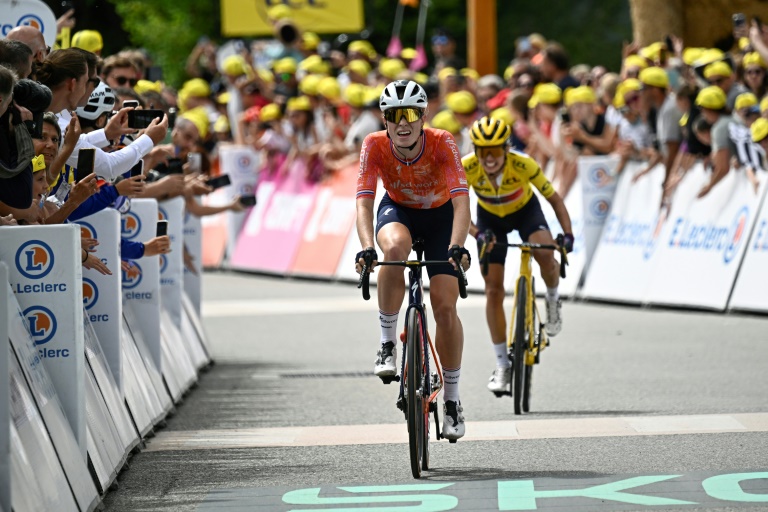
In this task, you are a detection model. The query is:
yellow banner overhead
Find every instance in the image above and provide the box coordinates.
[222,0,365,37]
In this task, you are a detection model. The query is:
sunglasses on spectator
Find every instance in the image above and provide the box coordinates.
[114,76,138,87]
[746,68,764,75]
[708,77,726,85]
[384,107,424,124]
[476,145,506,159]
[431,35,449,46]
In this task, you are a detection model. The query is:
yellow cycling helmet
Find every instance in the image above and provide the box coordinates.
[469,116,511,147]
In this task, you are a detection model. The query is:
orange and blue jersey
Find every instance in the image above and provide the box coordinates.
[356,128,469,209]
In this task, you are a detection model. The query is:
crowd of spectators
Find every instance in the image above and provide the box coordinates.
[3,6,768,275]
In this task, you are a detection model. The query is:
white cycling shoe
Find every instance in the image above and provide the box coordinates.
[487,366,512,393]
[442,400,465,441]
[545,297,562,336]
[374,341,397,377]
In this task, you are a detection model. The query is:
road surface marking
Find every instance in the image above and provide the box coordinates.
[145,412,768,451]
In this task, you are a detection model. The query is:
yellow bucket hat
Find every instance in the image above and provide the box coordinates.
[179,106,209,139]
[286,96,312,112]
[751,117,768,143]
[317,76,341,101]
[299,74,322,96]
[71,30,103,53]
[429,110,462,134]
[134,79,163,95]
[735,92,758,111]
[343,83,368,108]
[564,86,597,107]
[639,67,669,89]
[527,82,562,109]
[490,107,515,128]
[260,103,282,122]
[445,91,476,115]
[379,58,406,79]
[695,86,727,110]
[703,61,733,79]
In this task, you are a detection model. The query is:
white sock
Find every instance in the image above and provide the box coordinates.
[493,342,511,368]
[442,366,461,402]
[379,310,398,345]
[546,287,559,301]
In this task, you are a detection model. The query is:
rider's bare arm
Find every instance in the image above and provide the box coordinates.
[546,192,573,235]
[450,194,471,248]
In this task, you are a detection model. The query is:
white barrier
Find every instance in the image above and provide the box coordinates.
[159,197,185,328]
[728,183,768,312]
[82,310,139,457]
[9,353,78,512]
[581,163,666,303]
[645,166,766,309]
[219,145,260,260]
[74,210,124,391]
[0,263,8,512]
[122,304,174,416]
[0,225,86,453]
[579,155,620,263]
[183,212,203,314]
[7,284,98,511]
[122,199,162,367]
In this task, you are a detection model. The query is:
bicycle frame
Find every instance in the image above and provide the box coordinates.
[508,247,542,365]
[399,263,444,412]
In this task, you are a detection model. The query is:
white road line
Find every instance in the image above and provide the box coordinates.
[144,412,768,452]
[202,295,489,317]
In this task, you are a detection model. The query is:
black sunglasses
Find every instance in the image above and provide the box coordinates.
[114,76,138,87]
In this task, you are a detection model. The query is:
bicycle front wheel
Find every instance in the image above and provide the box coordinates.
[512,278,527,415]
[406,309,426,478]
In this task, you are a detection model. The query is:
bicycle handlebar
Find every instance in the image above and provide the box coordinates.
[358,260,468,300]
[479,231,569,279]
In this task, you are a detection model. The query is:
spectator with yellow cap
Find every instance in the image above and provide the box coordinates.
[400,47,417,68]
[237,102,291,177]
[285,95,328,181]
[378,58,406,83]
[614,78,653,158]
[347,40,377,62]
[525,83,562,168]
[703,60,747,111]
[272,57,298,93]
[727,92,763,191]
[298,55,330,76]
[741,52,768,99]
[346,59,372,85]
[71,30,103,56]
[445,90,478,155]
[694,86,733,197]
[750,116,768,150]
[638,66,683,183]
[558,86,616,196]
[340,84,382,153]
[301,32,321,57]
[437,66,463,96]
[622,55,648,80]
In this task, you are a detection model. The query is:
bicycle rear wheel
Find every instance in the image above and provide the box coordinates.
[406,309,426,478]
[512,278,527,415]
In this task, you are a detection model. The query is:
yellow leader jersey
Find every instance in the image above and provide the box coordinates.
[462,148,555,217]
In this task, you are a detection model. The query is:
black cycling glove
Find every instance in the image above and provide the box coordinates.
[448,245,471,267]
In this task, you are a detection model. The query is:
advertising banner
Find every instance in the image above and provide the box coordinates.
[0,225,85,452]
[183,211,203,314]
[7,285,98,511]
[219,145,260,259]
[222,0,364,37]
[121,199,161,367]
[292,163,358,277]
[159,197,185,328]
[578,155,620,262]
[645,165,764,310]
[728,182,768,312]
[231,159,319,273]
[0,0,58,46]
[581,163,666,303]
[0,263,8,512]
[74,209,123,391]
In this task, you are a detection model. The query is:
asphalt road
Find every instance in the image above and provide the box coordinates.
[102,271,768,512]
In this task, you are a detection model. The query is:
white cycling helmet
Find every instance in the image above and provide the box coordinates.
[379,79,427,111]
[76,81,116,121]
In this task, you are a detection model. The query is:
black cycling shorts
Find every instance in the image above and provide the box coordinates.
[375,193,457,278]
[475,194,550,265]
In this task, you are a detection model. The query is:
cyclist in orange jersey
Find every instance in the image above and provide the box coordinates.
[355,80,471,441]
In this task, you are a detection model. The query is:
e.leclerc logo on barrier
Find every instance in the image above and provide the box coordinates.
[1,15,45,36]
[589,198,611,219]
[602,214,663,260]
[588,165,612,188]
[121,212,142,239]
[82,278,99,310]
[122,261,142,289]
[23,305,57,345]
[77,221,98,240]
[15,240,54,279]
[668,207,749,264]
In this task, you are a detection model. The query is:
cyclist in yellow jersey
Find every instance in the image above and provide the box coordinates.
[462,116,574,394]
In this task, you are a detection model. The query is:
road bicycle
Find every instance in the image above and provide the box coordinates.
[480,230,567,415]
[358,240,467,478]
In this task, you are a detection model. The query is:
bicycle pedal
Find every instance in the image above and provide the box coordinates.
[379,375,400,384]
